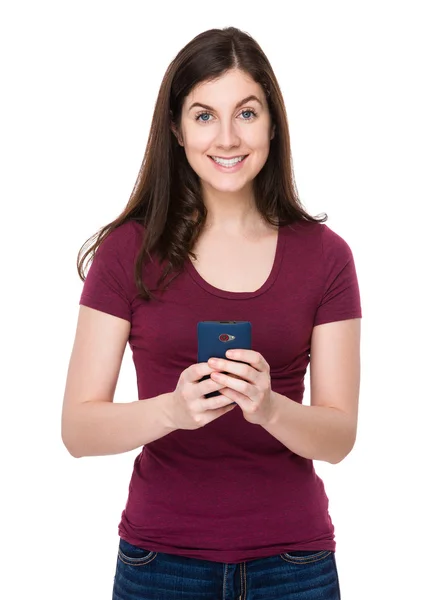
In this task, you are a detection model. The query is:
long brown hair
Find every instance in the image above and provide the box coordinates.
[77,26,327,301]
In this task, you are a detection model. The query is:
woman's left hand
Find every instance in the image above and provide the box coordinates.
[208,349,275,426]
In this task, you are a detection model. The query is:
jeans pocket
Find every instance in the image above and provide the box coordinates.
[280,550,332,565]
[117,538,158,566]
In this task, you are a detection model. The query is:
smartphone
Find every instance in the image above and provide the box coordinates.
[197,321,252,399]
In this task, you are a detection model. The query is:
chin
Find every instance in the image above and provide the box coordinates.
[205,172,253,190]
[207,180,250,194]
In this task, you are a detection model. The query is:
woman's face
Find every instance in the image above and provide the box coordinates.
[175,69,274,197]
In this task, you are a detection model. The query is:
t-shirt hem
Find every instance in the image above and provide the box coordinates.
[79,296,131,323]
[314,311,362,327]
[118,531,336,563]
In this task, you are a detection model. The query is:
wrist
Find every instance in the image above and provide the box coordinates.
[266,391,282,426]
[160,392,178,432]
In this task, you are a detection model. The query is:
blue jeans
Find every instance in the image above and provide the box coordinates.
[113,538,341,599]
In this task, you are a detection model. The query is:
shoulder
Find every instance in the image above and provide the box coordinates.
[95,220,145,263]
[82,221,146,302]
[319,223,354,260]
[99,220,144,251]
[282,220,354,260]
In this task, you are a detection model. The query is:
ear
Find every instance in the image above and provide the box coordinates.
[270,124,276,140]
[170,121,184,147]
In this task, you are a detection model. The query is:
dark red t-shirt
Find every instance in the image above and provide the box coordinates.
[79,219,362,563]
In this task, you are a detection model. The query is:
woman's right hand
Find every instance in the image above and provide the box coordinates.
[167,362,237,430]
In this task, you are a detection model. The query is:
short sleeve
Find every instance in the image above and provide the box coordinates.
[79,227,134,323]
[313,225,362,327]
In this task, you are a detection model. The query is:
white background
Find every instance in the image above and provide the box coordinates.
[1,1,437,598]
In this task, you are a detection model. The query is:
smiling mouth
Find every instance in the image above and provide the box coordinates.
[208,155,248,167]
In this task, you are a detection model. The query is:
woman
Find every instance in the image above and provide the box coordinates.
[62,26,361,600]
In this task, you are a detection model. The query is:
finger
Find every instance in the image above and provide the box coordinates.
[220,387,246,405]
[189,362,218,383]
[224,349,269,373]
[207,358,256,383]
[198,376,227,397]
[210,371,255,397]
[202,394,237,411]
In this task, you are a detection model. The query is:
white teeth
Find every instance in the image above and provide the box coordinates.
[211,155,246,167]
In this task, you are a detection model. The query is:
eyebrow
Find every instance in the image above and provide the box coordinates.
[188,95,263,112]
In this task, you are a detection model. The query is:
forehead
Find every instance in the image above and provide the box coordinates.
[184,69,265,108]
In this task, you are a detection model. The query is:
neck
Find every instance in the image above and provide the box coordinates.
[201,183,263,234]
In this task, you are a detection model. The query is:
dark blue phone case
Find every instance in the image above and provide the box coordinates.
[197,321,252,399]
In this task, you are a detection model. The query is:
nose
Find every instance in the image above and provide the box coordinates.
[215,119,240,149]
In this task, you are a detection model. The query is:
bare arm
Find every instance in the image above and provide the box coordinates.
[263,319,361,464]
[61,306,176,458]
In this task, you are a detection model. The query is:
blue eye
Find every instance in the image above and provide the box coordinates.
[196,112,212,122]
[241,110,256,119]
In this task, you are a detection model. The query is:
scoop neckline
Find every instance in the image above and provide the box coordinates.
[185,225,286,299]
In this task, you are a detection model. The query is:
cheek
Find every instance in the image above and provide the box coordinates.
[245,126,271,149]
[183,125,214,151]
